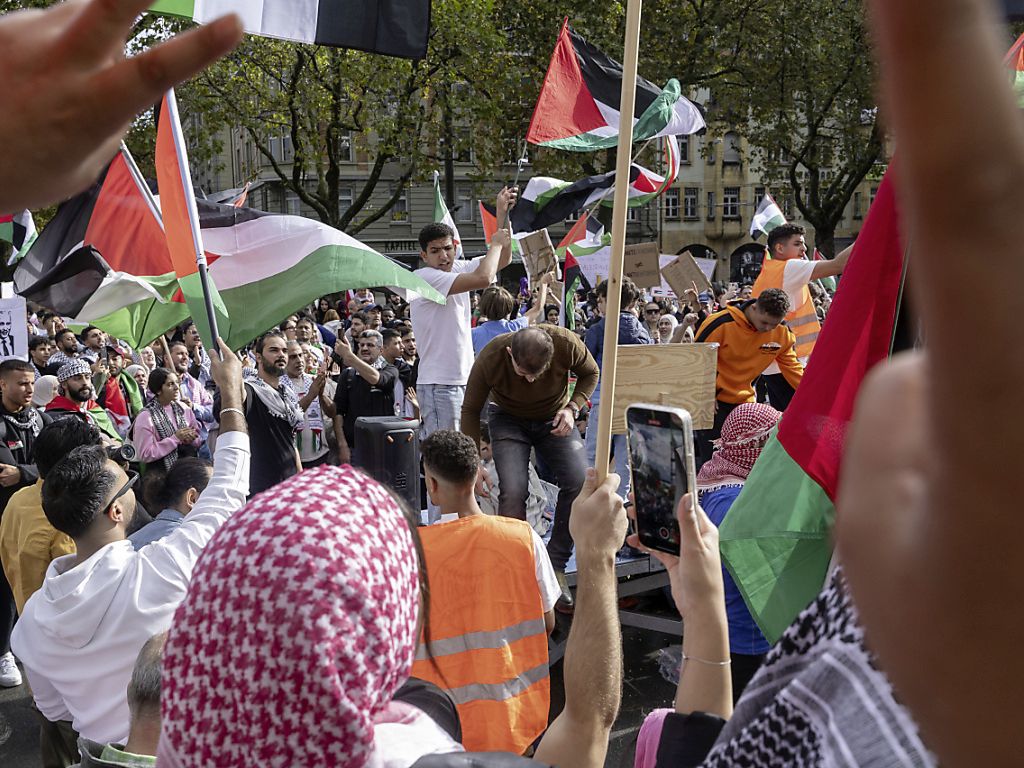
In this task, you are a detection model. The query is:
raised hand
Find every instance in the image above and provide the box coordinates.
[0,0,242,211]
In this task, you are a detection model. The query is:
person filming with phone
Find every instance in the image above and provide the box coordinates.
[461,325,598,613]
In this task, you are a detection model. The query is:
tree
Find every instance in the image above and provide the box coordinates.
[712,0,883,256]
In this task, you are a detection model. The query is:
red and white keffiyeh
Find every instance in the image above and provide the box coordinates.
[697,403,782,491]
[158,465,421,768]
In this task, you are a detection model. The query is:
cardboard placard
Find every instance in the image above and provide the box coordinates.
[623,241,662,288]
[520,229,558,283]
[661,250,713,299]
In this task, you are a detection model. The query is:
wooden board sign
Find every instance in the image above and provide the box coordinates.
[661,250,714,298]
[623,241,662,288]
[519,228,558,283]
[608,343,718,433]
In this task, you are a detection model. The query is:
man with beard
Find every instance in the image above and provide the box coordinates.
[46,360,121,444]
[78,326,106,364]
[215,332,301,497]
[332,330,398,465]
[45,328,81,373]
[167,340,214,454]
[96,346,144,436]
[286,341,333,469]
[0,359,51,688]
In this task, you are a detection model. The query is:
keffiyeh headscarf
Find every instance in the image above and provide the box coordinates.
[697,403,781,491]
[158,465,422,768]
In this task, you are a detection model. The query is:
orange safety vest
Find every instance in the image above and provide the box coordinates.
[753,258,821,360]
[411,515,550,754]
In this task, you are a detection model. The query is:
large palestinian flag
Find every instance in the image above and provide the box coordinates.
[16,154,445,350]
[718,170,905,643]
[149,0,431,59]
[511,135,679,233]
[95,201,445,350]
[527,20,704,151]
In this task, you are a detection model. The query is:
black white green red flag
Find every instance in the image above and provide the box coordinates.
[527,20,704,151]
[149,0,431,59]
[0,210,37,265]
[511,136,680,233]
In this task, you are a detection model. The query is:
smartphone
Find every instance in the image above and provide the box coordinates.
[626,403,697,556]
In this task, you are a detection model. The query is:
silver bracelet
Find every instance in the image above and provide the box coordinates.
[220,407,245,418]
[681,653,731,667]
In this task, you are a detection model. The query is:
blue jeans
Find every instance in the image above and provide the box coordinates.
[489,407,587,572]
[418,384,465,522]
[584,396,631,498]
[418,384,465,434]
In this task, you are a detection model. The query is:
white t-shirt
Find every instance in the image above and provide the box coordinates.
[764,258,817,373]
[410,256,483,386]
[529,528,562,613]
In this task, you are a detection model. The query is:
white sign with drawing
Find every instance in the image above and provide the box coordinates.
[0,297,27,361]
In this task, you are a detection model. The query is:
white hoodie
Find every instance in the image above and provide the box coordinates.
[12,431,250,744]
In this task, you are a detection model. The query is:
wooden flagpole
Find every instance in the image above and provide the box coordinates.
[595,0,643,482]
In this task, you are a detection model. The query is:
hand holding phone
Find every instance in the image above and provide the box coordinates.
[626,404,697,556]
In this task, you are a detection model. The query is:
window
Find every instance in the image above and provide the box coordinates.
[723,132,741,165]
[391,188,409,222]
[283,135,294,162]
[627,205,641,223]
[338,186,353,217]
[754,186,766,204]
[663,188,680,220]
[853,191,863,219]
[564,209,580,223]
[870,185,879,207]
[723,187,740,219]
[679,135,690,164]
[455,129,473,163]
[269,136,281,162]
[338,132,354,163]
[286,194,301,216]
[706,191,716,221]
[457,187,474,223]
[683,187,699,219]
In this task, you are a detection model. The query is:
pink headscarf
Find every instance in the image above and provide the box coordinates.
[697,403,782,490]
[157,465,421,768]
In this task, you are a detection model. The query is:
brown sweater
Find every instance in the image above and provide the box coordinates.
[461,326,599,446]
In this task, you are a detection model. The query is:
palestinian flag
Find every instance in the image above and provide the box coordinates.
[157,88,230,349]
[511,135,679,233]
[16,155,445,350]
[13,147,174,320]
[718,170,905,643]
[750,193,787,239]
[556,213,596,330]
[527,20,704,151]
[0,210,37,265]
[149,0,431,59]
[433,172,463,259]
[94,199,446,351]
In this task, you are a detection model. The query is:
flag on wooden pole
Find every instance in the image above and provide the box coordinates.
[156,89,229,349]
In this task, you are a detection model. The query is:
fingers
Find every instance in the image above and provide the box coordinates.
[675,493,705,549]
[59,0,153,66]
[86,14,242,139]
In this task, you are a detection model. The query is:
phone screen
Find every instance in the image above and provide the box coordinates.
[626,406,688,556]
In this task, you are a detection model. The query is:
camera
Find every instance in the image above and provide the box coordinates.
[107,442,137,465]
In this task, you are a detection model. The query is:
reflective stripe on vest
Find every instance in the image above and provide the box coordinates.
[753,259,821,359]
[416,617,548,661]
[410,515,550,753]
[445,662,550,706]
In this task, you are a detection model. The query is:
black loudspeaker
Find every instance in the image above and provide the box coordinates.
[353,416,421,511]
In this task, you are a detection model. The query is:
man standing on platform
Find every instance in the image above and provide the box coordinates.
[753,224,851,408]
[462,326,598,611]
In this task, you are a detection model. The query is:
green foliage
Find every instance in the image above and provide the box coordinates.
[710,0,883,255]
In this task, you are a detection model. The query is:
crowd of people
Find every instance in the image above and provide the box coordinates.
[0,0,1019,766]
